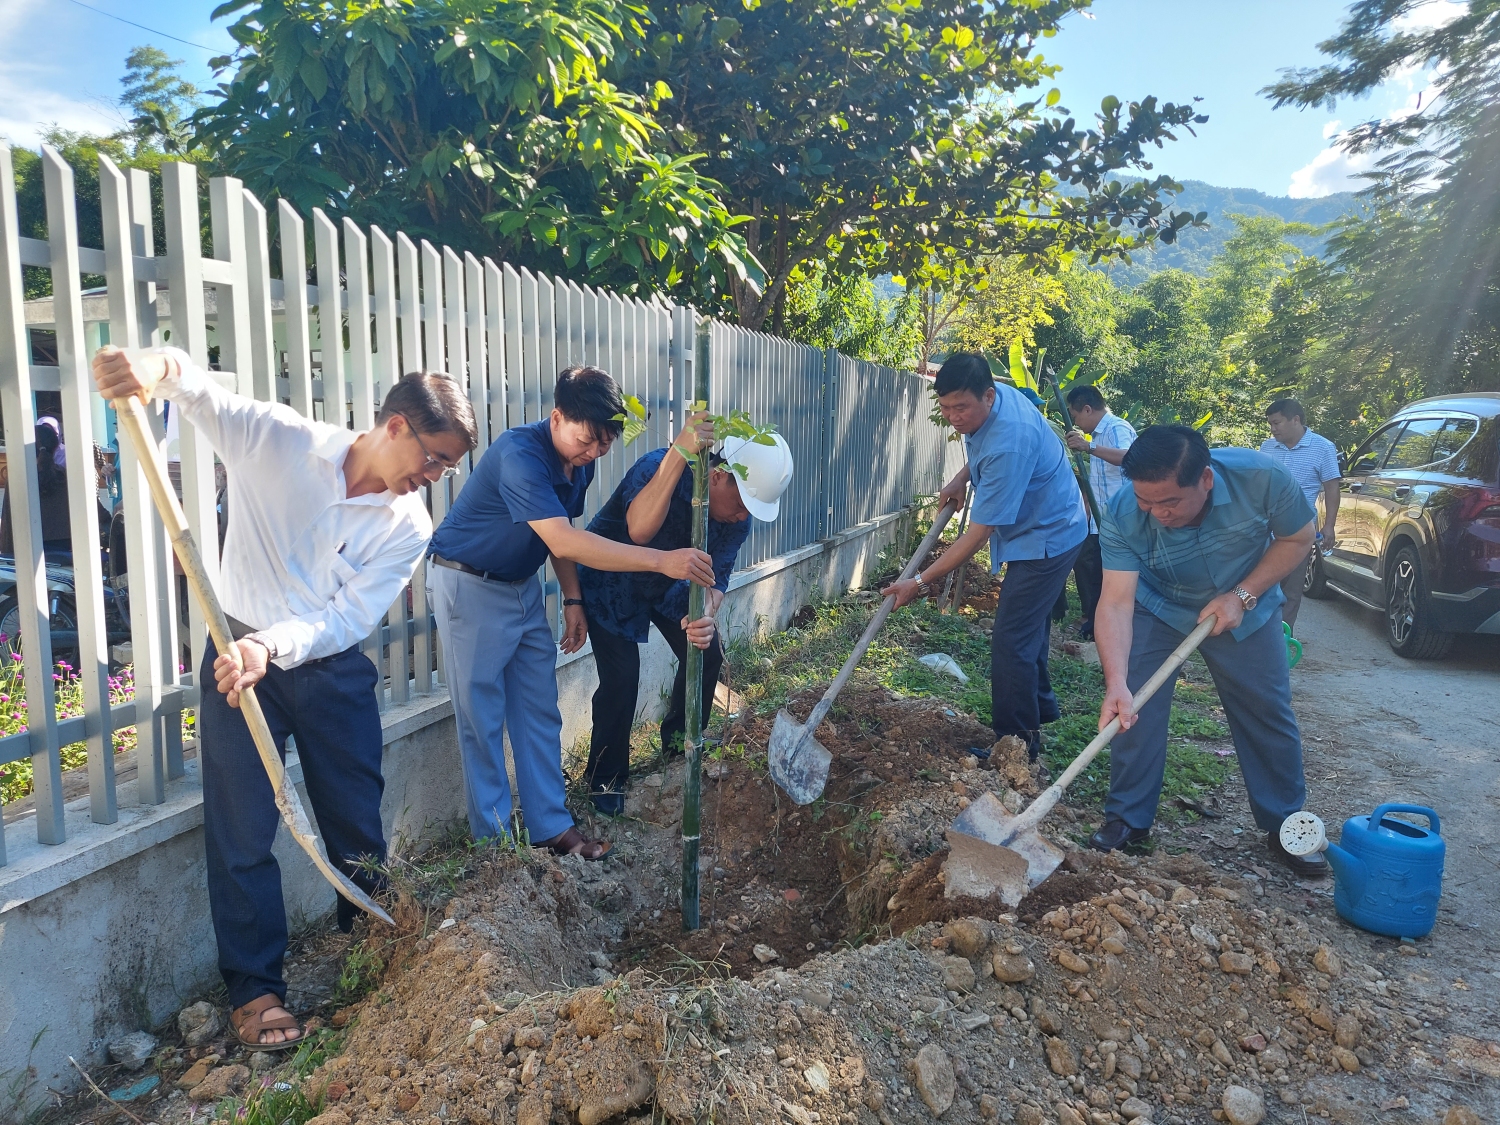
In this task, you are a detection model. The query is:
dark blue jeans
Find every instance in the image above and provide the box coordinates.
[991,544,1083,754]
[199,640,387,1010]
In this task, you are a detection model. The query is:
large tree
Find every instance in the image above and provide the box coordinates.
[628,0,1207,328]
[1263,0,1500,401]
[198,0,760,303]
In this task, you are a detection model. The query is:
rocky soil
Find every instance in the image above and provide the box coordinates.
[58,592,1498,1125]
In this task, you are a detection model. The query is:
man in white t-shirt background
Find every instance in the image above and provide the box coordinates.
[1065,384,1137,641]
[1259,397,1341,633]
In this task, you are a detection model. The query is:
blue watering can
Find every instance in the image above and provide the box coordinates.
[1279,805,1444,939]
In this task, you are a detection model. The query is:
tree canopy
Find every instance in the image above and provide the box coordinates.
[628,0,1207,327]
[188,0,1206,322]
[197,0,761,304]
[1259,1,1500,410]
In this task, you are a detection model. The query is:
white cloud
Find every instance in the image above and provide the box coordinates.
[1394,0,1466,32]
[0,0,127,148]
[0,71,125,149]
[1287,140,1378,197]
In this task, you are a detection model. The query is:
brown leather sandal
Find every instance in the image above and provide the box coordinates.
[533,825,612,861]
[230,994,304,1051]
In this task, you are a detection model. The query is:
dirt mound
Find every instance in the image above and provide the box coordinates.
[302,834,1436,1125]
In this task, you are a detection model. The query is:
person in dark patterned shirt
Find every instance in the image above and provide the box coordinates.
[579,413,793,815]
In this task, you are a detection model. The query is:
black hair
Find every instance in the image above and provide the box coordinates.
[1121,424,1212,487]
[553,366,625,442]
[377,372,478,449]
[1265,397,1305,423]
[34,422,65,491]
[1066,384,1106,412]
[933,352,994,398]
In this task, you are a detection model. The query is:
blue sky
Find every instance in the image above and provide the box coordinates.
[0,0,1453,198]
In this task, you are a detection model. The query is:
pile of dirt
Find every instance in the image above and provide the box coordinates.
[295,837,1446,1125]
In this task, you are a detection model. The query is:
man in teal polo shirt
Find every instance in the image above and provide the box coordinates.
[1091,424,1325,876]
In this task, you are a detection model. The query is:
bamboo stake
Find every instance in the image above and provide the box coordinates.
[680,322,711,931]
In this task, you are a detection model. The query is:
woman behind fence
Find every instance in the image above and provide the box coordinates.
[0,419,73,563]
[92,345,476,1051]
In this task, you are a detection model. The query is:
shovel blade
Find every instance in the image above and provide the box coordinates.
[767,709,832,805]
[942,792,1067,907]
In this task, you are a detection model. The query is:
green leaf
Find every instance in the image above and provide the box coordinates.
[612,394,649,445]
[299,54,330,101]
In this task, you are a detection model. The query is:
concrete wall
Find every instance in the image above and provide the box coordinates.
[0,505,919,1112]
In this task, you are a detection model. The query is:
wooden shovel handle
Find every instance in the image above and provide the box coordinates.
[1001,615,1218,843]
[795,501,959,744]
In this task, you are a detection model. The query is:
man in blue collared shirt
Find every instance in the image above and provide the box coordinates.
[578,420,792,815]
[428,366,715,860]
[886,353,1089,760]
[1091,424,1326,876]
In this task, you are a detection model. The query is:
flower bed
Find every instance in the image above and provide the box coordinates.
[0,648,195,806]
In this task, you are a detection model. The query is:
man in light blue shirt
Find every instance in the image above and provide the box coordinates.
[1092,424,1325,877]
[886,353,1089,760]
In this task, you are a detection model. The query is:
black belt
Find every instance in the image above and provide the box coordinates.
[431,554,531,585]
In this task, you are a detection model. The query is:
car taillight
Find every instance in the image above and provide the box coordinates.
[1456,487,1500,520]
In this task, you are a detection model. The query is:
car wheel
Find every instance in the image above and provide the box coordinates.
[1303,548,1330,599]
[0,595,81,671]
[1385,545,1454,659]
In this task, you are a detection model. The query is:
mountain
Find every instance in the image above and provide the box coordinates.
[1102,179,1363,286]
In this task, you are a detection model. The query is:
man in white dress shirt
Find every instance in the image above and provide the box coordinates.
[1260,398,1341,633]
[93,346,475,1051]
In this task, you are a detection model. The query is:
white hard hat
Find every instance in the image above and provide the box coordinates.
[720,433,793,521]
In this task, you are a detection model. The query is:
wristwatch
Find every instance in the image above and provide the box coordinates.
[563,598,584,606]
[915,572,934,599]
[245,631,280,660]
[1232,585,1258,611]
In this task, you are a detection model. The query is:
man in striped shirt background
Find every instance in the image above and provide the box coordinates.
[1065,385,1138,640]
[1259,398,1341,633]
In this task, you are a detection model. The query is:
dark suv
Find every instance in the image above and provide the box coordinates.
[1306,392,1500,659]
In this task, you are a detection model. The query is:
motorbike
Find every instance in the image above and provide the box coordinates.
[0,513,133,672]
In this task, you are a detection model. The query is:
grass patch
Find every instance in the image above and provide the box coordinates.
[207,1028,343,1124]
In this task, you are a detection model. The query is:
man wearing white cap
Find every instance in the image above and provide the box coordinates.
[579,415,793,814]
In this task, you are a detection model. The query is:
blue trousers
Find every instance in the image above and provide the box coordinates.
[428,565,574,843]
[199,641,386,1010]
[1105,606,1307,832]
[991,545,1083,750]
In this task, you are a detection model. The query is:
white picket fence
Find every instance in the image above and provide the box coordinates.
[0,146,954,864]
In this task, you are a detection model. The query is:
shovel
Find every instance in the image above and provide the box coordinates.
[943,614,1218,906]
[768,501,959,804]
[112,391,395,926]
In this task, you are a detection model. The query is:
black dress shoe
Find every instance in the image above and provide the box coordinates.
[1267,831,1329,878]
[1088,819,1151,852]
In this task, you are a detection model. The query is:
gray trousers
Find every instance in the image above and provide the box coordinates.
[428,564,574,844]
[1279,547,1313,633]
[1105,606,1306,833]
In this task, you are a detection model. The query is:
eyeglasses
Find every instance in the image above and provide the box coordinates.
[399,415,460,478]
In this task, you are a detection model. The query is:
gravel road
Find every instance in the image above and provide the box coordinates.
[1291,595,1500,1077]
